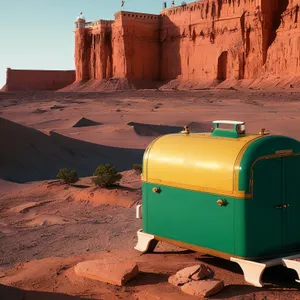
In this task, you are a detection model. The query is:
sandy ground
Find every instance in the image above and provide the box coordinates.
[0,89,300,299]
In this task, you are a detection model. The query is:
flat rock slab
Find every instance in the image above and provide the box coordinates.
[181,280,224,298]
[176,265,201,279]
[169,264,213,286]
[168,274,191,286]
[74,260,139,286]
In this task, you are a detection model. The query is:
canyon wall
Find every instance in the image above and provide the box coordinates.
[75,12,160,85]
[264,1,300,77]
[72,0,300,90]
[75,27,89,81]
[117,12,160,81]
[3,68,75,91]
[159,1,257,81]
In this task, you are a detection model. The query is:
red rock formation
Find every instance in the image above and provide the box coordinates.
[72,0,299,90]
[75,12,160,84]
[118,12,160,81]
[160,1,255,81]
[265,1,300,77]
[4,68,75,92]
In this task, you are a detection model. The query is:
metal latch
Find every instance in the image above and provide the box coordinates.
[274,204,289,209]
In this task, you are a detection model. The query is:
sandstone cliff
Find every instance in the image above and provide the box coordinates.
[264,1,300,83]
[3,68,75,92]
[70,0,300,90]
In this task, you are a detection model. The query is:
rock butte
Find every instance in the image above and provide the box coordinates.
[72,0,300,90]
[1,69,75,92]
[2,1,300,92]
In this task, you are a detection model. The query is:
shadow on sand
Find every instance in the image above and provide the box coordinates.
[0,284,91,300]
[127,121,212,137]
[0,117,144,183]
[128,122,182,137]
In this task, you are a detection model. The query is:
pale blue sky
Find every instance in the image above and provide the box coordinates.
[0,0,191,88]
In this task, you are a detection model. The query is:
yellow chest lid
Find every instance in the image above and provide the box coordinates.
[143,132,261,197]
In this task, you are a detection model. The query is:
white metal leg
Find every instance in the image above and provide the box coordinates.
[134,229,157,253]
[230,257,267,287]
[231,254,300,287]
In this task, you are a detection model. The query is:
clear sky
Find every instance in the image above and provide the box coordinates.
[0,0,192,88]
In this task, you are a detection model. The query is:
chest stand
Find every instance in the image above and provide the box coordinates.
[134,229,158,253]
[231,253,300,287]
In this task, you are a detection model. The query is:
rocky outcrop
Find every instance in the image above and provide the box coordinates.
[168,264,214,287]
[265,1,300,78]
[74,13,160,84]
[4,68,75,92]
[71,0,300,90]
[168,264,223,298]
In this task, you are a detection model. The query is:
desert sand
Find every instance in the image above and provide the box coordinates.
[1,89,300,299]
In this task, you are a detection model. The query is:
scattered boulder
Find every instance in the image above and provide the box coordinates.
[191,264,213,280]
[168,264,221,297]
[176,265,201,279]
[72,117,102,128]
[74,260,139,286]
[169,264,213,287]
[181,280,224,298]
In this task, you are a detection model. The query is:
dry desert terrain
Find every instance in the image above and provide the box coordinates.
[0,89,300,299]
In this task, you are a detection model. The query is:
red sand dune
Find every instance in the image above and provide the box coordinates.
[0,117,143,183]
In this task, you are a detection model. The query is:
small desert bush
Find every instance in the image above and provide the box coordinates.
[56,168,79,184]
[133,164,143,174]
[92,164,122,187]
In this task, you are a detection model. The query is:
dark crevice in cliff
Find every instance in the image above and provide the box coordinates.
[294,5,299,24]
[240,11,246,43]
[217,0,222,18]
[245,27,251,57]
[192,28,197,43]
[270,0,289,44]
[217,51,228,81]
[263,0,289,64]
[211,2,216,18]
[238,52,245,80]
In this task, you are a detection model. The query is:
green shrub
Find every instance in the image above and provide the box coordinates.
[133,164,143,174]
[56,168,79,184]
[92,164,122,187]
